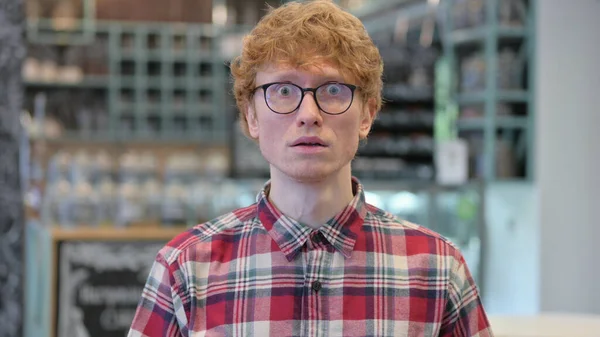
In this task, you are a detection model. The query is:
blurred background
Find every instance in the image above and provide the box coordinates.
[0,0,598,336]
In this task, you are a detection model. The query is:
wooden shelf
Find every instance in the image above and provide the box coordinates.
[25,76,109,89]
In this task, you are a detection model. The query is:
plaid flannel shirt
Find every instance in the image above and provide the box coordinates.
[129,178,493,337]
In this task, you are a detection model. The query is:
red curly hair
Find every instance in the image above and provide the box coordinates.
[230,0,383,138]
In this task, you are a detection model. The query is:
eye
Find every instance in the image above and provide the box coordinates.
[326,84,342,95]
[276,84,294,97]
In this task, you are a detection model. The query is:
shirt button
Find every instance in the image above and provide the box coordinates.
[311,232,324,244]
[311,280,322,292]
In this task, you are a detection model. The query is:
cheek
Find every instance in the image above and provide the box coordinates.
[259,117,284,138]
[336,116,361,144]
[257,117,288,152]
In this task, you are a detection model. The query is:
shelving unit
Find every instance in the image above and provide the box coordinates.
[353,0,440,181]
[105,21,229,143]
[24,20,240,144]
[440,0,535,181]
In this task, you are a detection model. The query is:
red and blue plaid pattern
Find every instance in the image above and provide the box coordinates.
[129,178,493,336]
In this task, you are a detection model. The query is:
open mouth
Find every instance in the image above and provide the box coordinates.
[293,143,326,147]
[291,136,328,148]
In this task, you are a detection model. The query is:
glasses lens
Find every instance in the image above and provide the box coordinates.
[265,83,302,114]
[316,83,353,114]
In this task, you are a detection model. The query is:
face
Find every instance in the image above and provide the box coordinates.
[246,63,376,183]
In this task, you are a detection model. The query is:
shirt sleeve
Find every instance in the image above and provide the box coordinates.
[439,252,494,337]
[128,252,188,337]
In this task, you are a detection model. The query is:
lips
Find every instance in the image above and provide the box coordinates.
[291,136,327,147]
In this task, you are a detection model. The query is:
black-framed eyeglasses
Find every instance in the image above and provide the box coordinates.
[252,81,358,115]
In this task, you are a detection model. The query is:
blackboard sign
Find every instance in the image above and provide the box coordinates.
[56,240,165,337]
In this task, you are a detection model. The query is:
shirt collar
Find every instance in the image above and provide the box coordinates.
[257,177,367,261]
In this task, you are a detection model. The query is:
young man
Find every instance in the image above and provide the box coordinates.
[128,1,493,336]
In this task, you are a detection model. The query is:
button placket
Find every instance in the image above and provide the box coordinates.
[311,280,322,292]
[302,237,334,334]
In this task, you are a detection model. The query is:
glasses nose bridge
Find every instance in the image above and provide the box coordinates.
[300,86,318,97]
[299,87,319,105]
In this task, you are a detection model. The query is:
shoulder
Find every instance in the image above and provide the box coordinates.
[157,203,259,265]
[364,203,464,260]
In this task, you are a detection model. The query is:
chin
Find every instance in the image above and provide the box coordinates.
[287,168,332,183]
[260,147,356,183]
[272,159,349,184]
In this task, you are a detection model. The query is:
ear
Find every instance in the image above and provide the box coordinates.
[358,98,377,139]
[246,102,260,139]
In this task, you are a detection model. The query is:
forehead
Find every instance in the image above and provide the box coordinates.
[256,62,356,85]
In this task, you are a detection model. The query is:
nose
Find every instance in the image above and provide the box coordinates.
[296,92,323,127]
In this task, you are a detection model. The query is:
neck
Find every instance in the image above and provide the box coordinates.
[268,166,355,229]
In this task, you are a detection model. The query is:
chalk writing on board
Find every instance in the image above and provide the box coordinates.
[57,241,164,337]
[60,241,160,274]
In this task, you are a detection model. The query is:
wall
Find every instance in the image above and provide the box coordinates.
[536,0,600,314]
[483,182,539,314]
